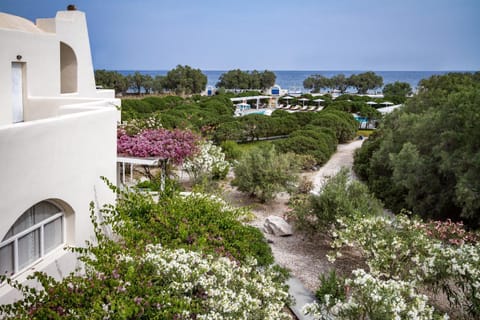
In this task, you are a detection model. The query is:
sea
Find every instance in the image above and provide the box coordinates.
[118,70,468,93]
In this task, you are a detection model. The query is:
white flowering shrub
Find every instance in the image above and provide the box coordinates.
[141,244,291,320]
[304,269,439,320]
[0,193,290,319]
[183,140,230,182]
[328,213,480,318]
[120,114,163,135]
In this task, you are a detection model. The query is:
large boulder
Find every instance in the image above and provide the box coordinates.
[263,215,293,236]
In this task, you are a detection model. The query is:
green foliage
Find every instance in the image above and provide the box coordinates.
[291,169,383,232]
[232,144,300,202]
[216,69,276,89]
[121,95,235,133]
[275,129,336,165]
[303,72,383,94]
[354,72,480,227]
[315,270,346,306]
[163,65,207,95]
[220,140,242,160]
[348,71,383,94]
[0,188,290,319]
[383,81,413,104]
[311,110,358,143]
[94,69,128,94]
[303,74,331,93]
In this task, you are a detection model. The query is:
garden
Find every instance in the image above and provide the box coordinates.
[2,72,480,319]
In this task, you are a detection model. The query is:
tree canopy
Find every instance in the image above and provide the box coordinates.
[383,81,413,103]
[354,72,480,227]
[216,69,276,89]
[349,71,383,94]
[163,65,207,95]
[303,72,384,94]
[94,69,129,94]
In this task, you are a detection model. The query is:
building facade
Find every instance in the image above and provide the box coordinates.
[0,9,119,303]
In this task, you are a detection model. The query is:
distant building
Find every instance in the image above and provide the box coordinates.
[0,9,119,303]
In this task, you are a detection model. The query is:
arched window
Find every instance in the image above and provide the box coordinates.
[0,201,64,276]
[60,42,78,93]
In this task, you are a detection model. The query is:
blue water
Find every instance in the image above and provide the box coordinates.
[118,70,469,92]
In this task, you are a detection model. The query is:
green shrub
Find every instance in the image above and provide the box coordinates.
[220,140,242,160]
[232,144,300,203]
[0,193,290,319]
[315,270,346,305]
[291,168,383,232]
[275,135,331,165]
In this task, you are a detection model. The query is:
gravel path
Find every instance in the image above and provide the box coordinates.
[311,139,365,194]
[252,139,365,291]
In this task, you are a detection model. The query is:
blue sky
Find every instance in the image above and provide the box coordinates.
[1,0,479,71]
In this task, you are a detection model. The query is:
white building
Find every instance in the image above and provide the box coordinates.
[0,8,120,303]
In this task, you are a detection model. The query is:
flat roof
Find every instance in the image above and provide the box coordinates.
[117,156,165,166]
[230,96,271,102]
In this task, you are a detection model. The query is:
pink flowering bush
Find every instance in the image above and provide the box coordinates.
[420,219,478,246]
[117,128,199,164]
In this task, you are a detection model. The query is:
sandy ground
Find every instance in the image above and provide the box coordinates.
[223,139,365,292]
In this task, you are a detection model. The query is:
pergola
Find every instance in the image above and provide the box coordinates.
[117,156,168,190]
[230,96,272,108]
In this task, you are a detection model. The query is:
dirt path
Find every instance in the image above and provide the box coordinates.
[224,139,365,292]
[311,139,365,194]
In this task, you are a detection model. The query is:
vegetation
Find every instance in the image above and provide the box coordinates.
[382,81,413,104]
[348,71,383,94]
[163,65,207,95]
[232,144,300,203]
[216,69,276,89]
[94,65,207,96]
[0,185,290,319]
[354,72,480,228]
[94,69,129,94]
[290,170,480,319]
[303,71,383,94]
[290,168,383,233]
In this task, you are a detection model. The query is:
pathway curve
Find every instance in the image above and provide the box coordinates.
[253,139,367,293]
[311,139,365,194]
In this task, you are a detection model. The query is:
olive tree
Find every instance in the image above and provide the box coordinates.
[232,145,300,202]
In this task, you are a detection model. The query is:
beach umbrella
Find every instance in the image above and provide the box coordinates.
[313,98,325,107]
[298,97,309,106]
[366,101,378,105]
[281,96,294,105]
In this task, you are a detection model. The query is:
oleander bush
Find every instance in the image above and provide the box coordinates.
[300,170,480,319]
[183,140,229,183]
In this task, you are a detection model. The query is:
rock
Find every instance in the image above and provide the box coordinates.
[263,216,293,236]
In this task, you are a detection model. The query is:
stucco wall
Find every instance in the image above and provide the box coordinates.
[0,9,120,304]
[0,10,110,126]
[0,102,118,303]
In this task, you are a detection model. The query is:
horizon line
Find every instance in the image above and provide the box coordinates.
[102,69,478,72]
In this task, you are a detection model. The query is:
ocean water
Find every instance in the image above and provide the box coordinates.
[118,70,464,93]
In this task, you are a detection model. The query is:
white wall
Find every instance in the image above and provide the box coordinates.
[0,10,112,126]
[0,9,121,304]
